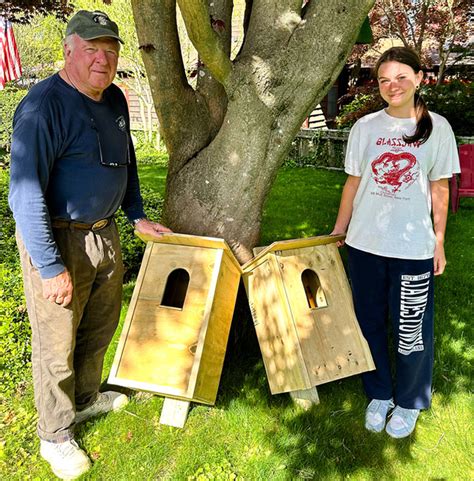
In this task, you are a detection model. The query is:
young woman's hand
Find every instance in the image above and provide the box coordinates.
[330,228,346,247]
[433,242,446,276]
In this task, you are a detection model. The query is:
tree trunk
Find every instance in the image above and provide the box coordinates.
[164,86,277,262]
[132,0,374,263]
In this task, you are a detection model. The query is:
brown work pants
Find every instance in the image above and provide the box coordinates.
[17,221,123,443]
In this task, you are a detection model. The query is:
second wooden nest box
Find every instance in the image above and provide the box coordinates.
[242,235,375,395]
[108,233,241,405]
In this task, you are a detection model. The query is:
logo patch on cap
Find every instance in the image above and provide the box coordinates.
[93,12,110,26]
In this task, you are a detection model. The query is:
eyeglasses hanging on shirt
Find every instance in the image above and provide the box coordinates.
[89,113,131,168]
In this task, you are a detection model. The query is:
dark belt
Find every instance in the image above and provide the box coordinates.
[51,217,113,231]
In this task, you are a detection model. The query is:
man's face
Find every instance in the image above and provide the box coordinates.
[65,34,119,99]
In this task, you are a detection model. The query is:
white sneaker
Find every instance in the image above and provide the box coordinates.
[75,391,129,424]
[40,439,91,480]
[365,398,395,432]
[386,405,420,438]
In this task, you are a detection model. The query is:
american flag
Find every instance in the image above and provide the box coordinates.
[0,16,22,90]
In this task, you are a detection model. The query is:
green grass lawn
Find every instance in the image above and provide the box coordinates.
[2,165,473,480]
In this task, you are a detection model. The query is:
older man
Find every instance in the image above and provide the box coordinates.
[9,10,170,479]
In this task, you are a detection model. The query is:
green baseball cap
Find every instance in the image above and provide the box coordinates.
[66,10,124,44]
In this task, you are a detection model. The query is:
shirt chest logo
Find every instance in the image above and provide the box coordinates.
[371,152,420,195]
[116,115,127,132]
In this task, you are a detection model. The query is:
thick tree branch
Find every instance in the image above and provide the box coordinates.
[131,1,188,137]
[177,0,233,86]
[194,0,232,137]
[131,0,214,168]
[285,0,375,97]
[239,0,303,59]
[205,0,233,57]
[228,0,374,168]
[262,0,375,163]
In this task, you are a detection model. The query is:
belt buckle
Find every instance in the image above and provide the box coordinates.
[91,219,108,231]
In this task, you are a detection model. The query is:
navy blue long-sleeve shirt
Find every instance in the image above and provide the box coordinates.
[9,74,145,279]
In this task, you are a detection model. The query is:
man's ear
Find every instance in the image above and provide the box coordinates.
[63,36,74,62]
[63,43,72,61]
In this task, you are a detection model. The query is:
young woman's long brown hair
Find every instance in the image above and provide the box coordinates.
[375,47,433,144]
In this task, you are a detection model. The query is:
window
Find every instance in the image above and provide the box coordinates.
[301,269,328,309]
[160,269,190,309]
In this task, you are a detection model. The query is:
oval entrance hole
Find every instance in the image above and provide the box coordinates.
[301,269,328,309]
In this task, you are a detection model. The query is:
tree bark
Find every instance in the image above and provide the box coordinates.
[132,0,374,263]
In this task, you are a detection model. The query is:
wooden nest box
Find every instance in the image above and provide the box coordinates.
[108,233,242,410]
[242,235,375,397]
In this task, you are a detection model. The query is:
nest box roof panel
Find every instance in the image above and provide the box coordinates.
[242,234,345,272]
[135,232,242,273]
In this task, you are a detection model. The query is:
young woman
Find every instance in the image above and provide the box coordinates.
[331,47,460,438]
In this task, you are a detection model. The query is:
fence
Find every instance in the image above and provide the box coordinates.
[289,129,349,169]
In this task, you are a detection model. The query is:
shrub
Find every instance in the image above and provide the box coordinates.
[421,80,473,136]
[131,131,168,166]
[0,87,27,155]
[0,169,18,265]
[0,263,31,395]
[336,85,384,129]
[0,168,31,395]
[135,145,169,166]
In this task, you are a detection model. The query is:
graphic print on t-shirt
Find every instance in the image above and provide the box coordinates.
[371,151,420,195]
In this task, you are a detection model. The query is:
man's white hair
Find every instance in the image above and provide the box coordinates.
[62,33,120,58]
[63,34,75,49]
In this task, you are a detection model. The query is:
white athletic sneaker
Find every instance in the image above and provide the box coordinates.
[40,439,91,480]
[75,391,129,424]
[385,405,420,438]
[365,398,395,432]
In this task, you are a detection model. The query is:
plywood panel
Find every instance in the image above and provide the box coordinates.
[112,243,219,397]
[277,244,375,385]
[109,242,154,387]
[192,252,241,404]
[244,256,312,394]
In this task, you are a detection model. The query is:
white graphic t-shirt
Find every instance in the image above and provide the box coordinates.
[345,109,460,259]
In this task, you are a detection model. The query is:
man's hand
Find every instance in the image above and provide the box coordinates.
[42,269,73,307]
[134,218,172,239]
